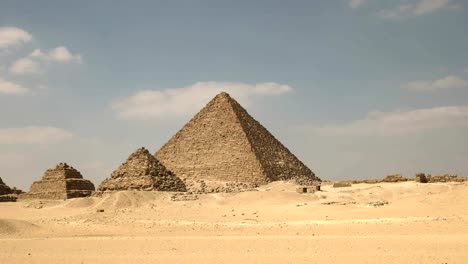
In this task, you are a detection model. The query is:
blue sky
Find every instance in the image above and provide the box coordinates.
[1,0,468,190]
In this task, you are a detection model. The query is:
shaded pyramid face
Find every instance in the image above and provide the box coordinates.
[98,147,186,192]
[25,163,95,200]
[155,92,320,184]
[0,177,13,195]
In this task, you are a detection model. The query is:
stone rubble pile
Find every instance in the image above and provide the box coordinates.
[184,180,259,194]
[415,173,467,183]
[382,174,408,183]
[333,181,352,188]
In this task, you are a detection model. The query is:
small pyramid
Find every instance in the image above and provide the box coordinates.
[0,177,17,202]
[0,177,13,195]
[98,147,186,192]
[155,92,320,185]
[24,163,95,199]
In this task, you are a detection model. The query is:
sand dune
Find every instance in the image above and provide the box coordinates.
[0,219,39,235]
[1,181,467,263]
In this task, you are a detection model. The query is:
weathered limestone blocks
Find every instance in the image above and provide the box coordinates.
[22,163,95,200]
[416,173,467,183]
[415,173,428,183]
[333,181,352,188]
[382,174,408,183]
[184,180,258,194]
[98,147,186,192]
[155,92,320,186]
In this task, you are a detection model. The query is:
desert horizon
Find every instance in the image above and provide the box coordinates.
[2,1,468,263]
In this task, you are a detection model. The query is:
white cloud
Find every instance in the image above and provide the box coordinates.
[112,81,293,120]
[316,106,468,136]
[31,46,82,63]
[0,27,32,49]
[0,77,30,95]
[9,57,42,74]
[403,75,468,91]
[9,46,82,75]
[0,127,73,144]
[378,0,456,18]
[349,0,366,9]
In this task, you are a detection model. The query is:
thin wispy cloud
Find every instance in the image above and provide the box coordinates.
[9,46,82,75]
[112,82,293,120]
[0,126,73,144]
[315,106,468,136]
[403,75,468,91]
[349,0,367,9]
[30,47,83,63]
[0,77,30,95]
[0,27,32,49]
[378,0,459,19]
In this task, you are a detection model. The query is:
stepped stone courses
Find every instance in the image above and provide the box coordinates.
[98,147,186,192]
[155,92,320,185]
[23,163,95,200]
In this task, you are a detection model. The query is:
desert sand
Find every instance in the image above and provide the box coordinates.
[1,181,467,263]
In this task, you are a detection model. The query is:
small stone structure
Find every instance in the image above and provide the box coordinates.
[22,163,95,200]
[382,174,408,183]
[155,92,320,185]
[296,186,317,193]
[415,173,428,183]
[98,147,186,192]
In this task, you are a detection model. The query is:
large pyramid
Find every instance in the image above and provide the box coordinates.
[155,92,320,185]
[98,147,186,192]
[24,163,95,199]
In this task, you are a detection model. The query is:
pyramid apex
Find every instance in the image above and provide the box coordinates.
[133,147,150,155]
[215,91,231,98]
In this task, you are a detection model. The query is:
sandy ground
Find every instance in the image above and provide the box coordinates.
[1,181,467,263]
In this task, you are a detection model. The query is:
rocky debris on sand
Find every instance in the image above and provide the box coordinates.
[427,174,467,183]
[367,201,389,207]
[0,195,17,202]
[414,173,467,183]
[184,179,258,194]
[289,175,321,186]
[20,163,95,200]
[350,179,380,184]
[170,193,199,201]
[98,147,186,192]
[382,174,408,183]
[333,181,352,188]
